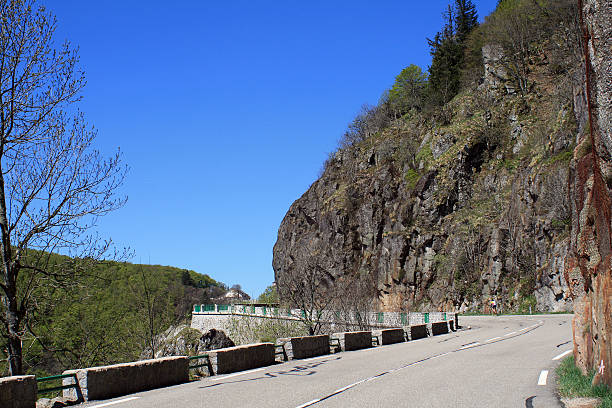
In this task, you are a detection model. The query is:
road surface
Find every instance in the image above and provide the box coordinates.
[78,314,573,408]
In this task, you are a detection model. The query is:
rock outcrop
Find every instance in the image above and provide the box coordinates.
[142,325,235,359]
[565,0,612,387]
[274,34,579,313]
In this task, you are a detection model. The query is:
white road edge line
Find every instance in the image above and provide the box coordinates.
[538,370,549,386]
[553,350,573,361]
[506,331,517,336]
[210,367,264,381]
[486,337,501,342]
[295,399,321,408]
[299,355,331,363]
[459,342,480,350]
[89,397,140,408]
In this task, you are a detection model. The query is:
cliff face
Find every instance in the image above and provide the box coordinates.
[273,38,579,313]
[566,0,612,386]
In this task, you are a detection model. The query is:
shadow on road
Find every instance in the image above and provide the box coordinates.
[198,356,343,389]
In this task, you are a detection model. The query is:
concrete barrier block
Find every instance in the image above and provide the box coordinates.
[332,331,372,351]
[410,324,428,340]
[284,335,329,360]
[432,321,449,336]
[208,343,275,375]
[63,356,188,401]
[0,375,36,408]
[378,328,405,345]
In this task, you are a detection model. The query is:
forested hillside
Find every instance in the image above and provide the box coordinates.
[274,0,582,313]
[0,259,224,377]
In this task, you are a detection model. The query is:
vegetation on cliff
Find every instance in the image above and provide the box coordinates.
[273,0,582,314]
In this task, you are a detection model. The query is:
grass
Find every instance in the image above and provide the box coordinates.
[557,356,612,407]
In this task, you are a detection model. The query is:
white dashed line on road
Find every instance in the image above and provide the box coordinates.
[209,367,264,381]
[553,350,572,360]
[506,331,517,336]
[486,337,501,342]
[538,370,549,386]
[89,397,140,408]
[459,342,480,350]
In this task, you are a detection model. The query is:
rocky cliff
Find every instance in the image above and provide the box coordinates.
[273,10,581,313]
[566,0,612,386]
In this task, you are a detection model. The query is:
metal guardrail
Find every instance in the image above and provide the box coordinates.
[188,354,213,376]
[36,373,78,395]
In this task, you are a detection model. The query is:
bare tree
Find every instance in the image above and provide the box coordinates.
[0,0,127,375]
[276,250,337,336]
[334,273,377,331]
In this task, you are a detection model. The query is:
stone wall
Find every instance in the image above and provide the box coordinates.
[191,308,455,335]
[280,335,330,360]
[207,343,275,375]
[410,324,429,340]
[0,375,36,408]
[431,321,450,336]
[332,331,372,351]
[62,357,188,401]
[376,328,406,345]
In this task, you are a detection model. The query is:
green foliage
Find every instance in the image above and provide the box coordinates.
[427,1,479,106]
[557,357,612,407]
[551,218,570,231]
[257,284,279,304]
[1,260,225,376]
[518,295,536,314]
[415,143,433,168]
[404,169,421,190]
[388,64,428,115]
[546,150,573,165]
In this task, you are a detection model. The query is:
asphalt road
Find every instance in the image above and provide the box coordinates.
[78,314,573,408]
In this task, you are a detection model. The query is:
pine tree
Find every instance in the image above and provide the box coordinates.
[455,0,479,42]
[427,1,479,105]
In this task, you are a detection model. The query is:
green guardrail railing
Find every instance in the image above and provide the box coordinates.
[37,373,79,395]
[194,304,201,313]
[202,304,215,312]
[424,313,430,323]
[218,304,229,312]
[400,312,408,325]
[188,354,213,376]
[377,312,384,323]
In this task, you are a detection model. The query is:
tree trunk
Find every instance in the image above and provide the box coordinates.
[3,278,24,375]
[6,319,23,376]
[565,0,612,387]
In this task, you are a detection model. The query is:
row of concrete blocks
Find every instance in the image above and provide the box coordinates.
[0,320,454,407]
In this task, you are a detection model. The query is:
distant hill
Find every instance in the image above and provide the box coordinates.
[1,258,228,377]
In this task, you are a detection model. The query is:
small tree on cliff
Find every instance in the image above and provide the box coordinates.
[0,0,127,375]
[387,64,428,116]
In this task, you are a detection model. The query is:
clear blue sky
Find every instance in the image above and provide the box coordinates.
[49,0,498,298]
